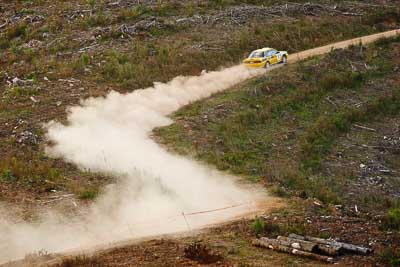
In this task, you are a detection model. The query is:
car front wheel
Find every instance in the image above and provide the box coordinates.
[265,62,270,68]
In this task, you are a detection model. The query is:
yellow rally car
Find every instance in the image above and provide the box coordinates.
[243,48,288,68]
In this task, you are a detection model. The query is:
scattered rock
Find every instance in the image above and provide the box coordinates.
[12,77,27,86]
[16,130,38,145]
[23,39,43,49]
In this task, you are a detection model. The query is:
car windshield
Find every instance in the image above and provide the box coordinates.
[248,51,264,58]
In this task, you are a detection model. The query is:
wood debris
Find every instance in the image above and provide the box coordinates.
[288,234,373,255]
[253,237,334,263]
[354,124,377,132]
[253,233,373,263]
[175,3,363,27]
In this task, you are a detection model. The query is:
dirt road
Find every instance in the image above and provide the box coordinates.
[290,29,400,63]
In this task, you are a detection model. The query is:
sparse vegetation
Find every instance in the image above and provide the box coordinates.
[78,186,99,200]
[1,1,400,265]
[157,37,400,206]
[383,209,400,231]
[55,255,102,267]
[252,217,265,236]
[301,91,400,172]
[380,247,400,267]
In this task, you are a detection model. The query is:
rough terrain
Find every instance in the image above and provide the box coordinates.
[1,0,400,266]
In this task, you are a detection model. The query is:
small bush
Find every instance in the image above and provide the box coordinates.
[380,247,400,267]
[252,217,265,236]
[84,12,110,28]
[6,23,28,40]
[0,38,10,49]
[87,0,96,9]
[117,5,150,22]
[152,2,179,16]
[48,17,63,33]
[81,54,91,66]
[382,208,400,230]
[0,169,16,182]
[79,187,99,200]
[271,186,290,198]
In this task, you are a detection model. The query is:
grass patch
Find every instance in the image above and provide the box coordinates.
[78,187,99,200]
[252,217,265,236]
[0,156,63,191]
[382,208,400,231]
[83,11,111,28]
[156,36,400,206]
[380,247,400,267]
[300,91,400,172]
[55,255,101,267]
[117,5,151,22]
[6,23,28,40]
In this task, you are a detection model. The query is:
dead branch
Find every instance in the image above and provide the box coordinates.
[353,124,376,132]
[0,19,9,29]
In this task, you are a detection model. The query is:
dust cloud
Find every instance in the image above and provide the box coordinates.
[0,65,266,263]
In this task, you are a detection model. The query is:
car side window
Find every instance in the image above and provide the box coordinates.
[266,51,271,57]
[271,50,277,56]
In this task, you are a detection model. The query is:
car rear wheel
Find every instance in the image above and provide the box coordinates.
[282,56,287,64]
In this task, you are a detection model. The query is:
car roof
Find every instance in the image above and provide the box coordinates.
[252,47,275,53]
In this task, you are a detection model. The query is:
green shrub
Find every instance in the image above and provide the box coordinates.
[0,169,16,182]
[383,208,400,230]
[6,23,28,40]
[84,12,110,28]
[0,38,10,49]
[252,217,265,236]
[380,247,400,267]
[87,0,96,9]
[79,187,99,200]
[81,54,91,66]
[117,5,150,21]
[271,186,290,198]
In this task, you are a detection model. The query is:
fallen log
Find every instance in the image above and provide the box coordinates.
[253,238,334,263]
[277,236,318,252]
[288,234,373,255]
[277,236,342,256]
[253,237,292,248]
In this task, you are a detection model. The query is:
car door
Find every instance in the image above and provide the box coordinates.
[270,50,278,64]
[265,50,273,64]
